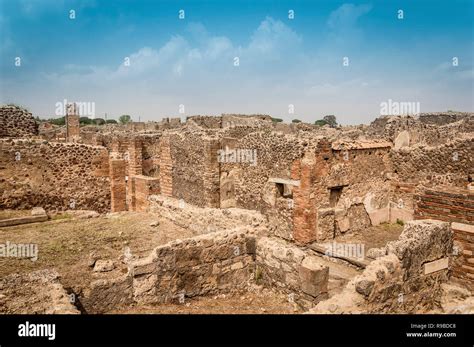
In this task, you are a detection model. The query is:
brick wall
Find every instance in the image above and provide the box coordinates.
[414,187,473,289]
[414,188,473,224]
[109,159,127,212]
[159,136,173,197]
[66,115,80,142]
[130,175,160,211]
[451,223,474,290]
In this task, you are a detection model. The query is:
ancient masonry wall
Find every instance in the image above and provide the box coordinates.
[319,143,393,240]
[132,228,256,304]
[148,195,266,235]
[159,135,173,197]
[81,228,258,312]
[0,139,110,212]
[0,105,38,138]
[310,220,452,313]
[451,223,474,290]
[414,188,473,224]
[256,237,329,309]
[369,114,473,146]
[66,115,80,142]
[109,159,127,212]
[390,137,473,188]
[414,187,474,290]
[169,132,221,207]
[130,175,160,211]
[127,138,143,210]
[141,134,162,177]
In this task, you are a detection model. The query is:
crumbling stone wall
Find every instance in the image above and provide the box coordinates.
[391,137,473,188]
[256,237,329,309]
[132,228,256,304]
[149,195,266,235]
[187,115,222,129]
[0,105,38,138]
[309,220,452,313]
[0,139,110,212]
[82,228,258,312]
[370,114,473,147]
[168,131,220,207]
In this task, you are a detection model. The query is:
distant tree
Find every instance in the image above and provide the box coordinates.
[271,117,283,123]
[106,119,118,124]
[79,116,93,125]
[314,119,328,126]
[292,119,302,123]
[119,115,131,124]
[323,115,337,127]
[48,116,65,126]
[94,118,105,125]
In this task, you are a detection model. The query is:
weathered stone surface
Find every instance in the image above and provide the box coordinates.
[298,256,329,297]
[355,279,374,296]
[93,260,115,272]
[31,207,46,216]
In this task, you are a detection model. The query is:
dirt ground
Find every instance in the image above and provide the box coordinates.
[0,210,298,314]
[335,223,404,251]
[0,210,194,295]
[111,287,298,314]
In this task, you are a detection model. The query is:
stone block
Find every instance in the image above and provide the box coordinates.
[298,256,329,297]
[424,257,449,275]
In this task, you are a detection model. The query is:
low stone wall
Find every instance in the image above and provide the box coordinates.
[132,228,256,304]
[256,237,329,309]
[79,228,257,312]
[309,220,452,313]
[149,195,266,235]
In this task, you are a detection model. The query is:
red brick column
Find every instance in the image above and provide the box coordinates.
[66,115,80,142]
[292,152,317,244]
[128,138,143,175]
[452,223,474,290]
[109,159,127,212]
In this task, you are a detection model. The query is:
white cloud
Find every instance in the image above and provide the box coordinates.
[327,3,372,30]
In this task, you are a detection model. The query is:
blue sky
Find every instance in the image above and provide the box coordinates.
[0,0,473,124]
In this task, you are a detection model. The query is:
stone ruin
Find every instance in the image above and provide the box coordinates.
[0,104,472,314]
